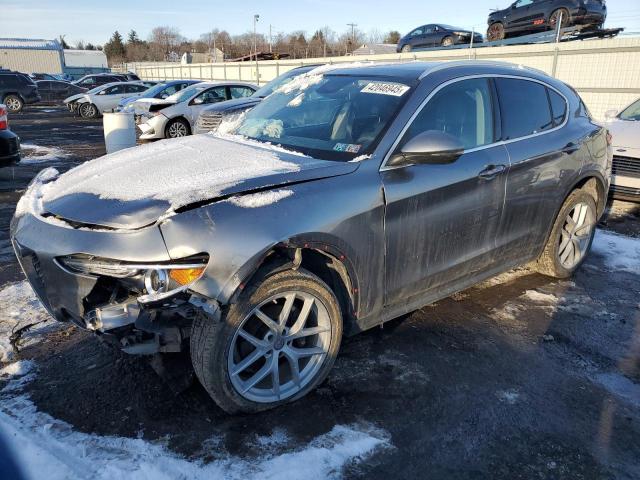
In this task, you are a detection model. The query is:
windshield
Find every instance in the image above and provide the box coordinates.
[619,99,640,121]
[253,68,315,98]
[140,83,168,98]
[230,73,413,161]
[166,84,205,103]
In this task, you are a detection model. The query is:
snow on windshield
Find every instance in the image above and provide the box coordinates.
[19,135,319,218]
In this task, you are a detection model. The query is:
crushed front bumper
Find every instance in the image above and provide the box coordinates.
[10,211,218,353]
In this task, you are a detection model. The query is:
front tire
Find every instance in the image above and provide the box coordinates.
[441,36,454,47]
[534,189,597,278]
[4,95,23,113]
[79,103,98,118]
[549,8,570,30]
[401,44,412,53]
[191,268,343,414]
[165,118,190,138]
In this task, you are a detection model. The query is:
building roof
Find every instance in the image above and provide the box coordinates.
[0,38,61,50]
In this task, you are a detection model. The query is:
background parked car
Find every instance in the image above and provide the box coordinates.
[36,80,87,104]
[605,98,640,202]
[195,65,319,134]
[118,80,201,114]
[0,104,20,167]
[72,73,126,89]
[65,81,152,118]
[138,81,257,139]
[487,0,607,41]
[397,24,483,52]
[0,71,41,113]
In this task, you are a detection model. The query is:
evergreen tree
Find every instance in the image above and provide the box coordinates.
[103,31,126,62]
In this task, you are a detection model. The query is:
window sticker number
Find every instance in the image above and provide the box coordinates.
[361,82,410,97]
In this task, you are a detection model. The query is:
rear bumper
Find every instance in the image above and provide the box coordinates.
[573,7,606,26]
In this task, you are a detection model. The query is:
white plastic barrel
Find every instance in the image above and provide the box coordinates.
[103,112,136,154]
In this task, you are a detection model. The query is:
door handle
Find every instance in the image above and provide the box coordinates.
[478,164,506,180]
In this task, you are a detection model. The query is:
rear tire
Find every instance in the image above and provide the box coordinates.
[165,118,190,138]
[4,95,23,113]
[79,103,98,118]
[487,22,505,41]
[401,44,412,53]
[534,189,597,278]
[191,268,343,414]
[549,8,571,30]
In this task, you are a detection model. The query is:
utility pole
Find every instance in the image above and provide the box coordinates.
[253,14,260,83]
[347,23,357,54]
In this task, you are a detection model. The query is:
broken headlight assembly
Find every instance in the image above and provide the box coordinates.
[57,253,209,304]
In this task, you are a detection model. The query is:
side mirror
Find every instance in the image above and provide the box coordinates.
[192,97,204,105]
[387,130,465,167]
[604,109,618,120]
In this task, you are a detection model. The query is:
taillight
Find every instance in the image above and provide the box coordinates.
[0,106,7,130]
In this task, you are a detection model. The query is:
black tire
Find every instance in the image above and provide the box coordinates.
[401,44,412,53]
[79,103,99,118]
[4,94,23,113]
[549,8,570,30]
[165,118,191,138]
[441,36,454,47]
[191,268,343,414]
[534,189,597,278]
[487,22,505,41]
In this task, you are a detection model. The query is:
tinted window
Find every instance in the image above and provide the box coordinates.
[403,78,495,150]
[0,75,18,87]
[514,0,533,7]
[409,28,424,36]
[103,84,124,94]
[548,88,567,126]
[496,78,553,140]
[196,86,227,104]
[230,86,255,99]
[38,81,52,90]
[126,84,147,93]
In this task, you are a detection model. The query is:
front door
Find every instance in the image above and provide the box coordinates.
[381,78,508,306]
[187,86,228,124]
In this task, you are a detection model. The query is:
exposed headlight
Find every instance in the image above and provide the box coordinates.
[57,254,208,303]
[453,31,470,36]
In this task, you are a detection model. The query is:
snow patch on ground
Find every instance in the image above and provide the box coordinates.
[591,229,640,273]
[0,281,52,363]
[229,189,293,209]
[0,386,389,480]
[20,144,68,164]
[522,290,559,304]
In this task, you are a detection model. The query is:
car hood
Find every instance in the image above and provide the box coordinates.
[39,134,359,230]
[606,119,640,149]
[64,93,87,104]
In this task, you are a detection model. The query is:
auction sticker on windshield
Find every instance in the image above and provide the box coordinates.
[361,82,410,97]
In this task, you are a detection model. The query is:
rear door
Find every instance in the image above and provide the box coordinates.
[381,78,509,306]
[527,0,552,29]
[406,26,428,49]
[38,81,53,102]
[494,77,580,263]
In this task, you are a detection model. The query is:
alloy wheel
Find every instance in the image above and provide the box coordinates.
[558,202,595,269]
[168,121,188,137]
[227,291,332,403]
[487,23,504,41]
[550,9,569,29]
[5,97,21,112]
[442,37,454,47]
[79,103,96,118]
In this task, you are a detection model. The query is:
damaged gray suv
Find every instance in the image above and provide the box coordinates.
[11,61,611,413]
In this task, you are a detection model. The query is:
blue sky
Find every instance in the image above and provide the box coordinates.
[1,0,639,46]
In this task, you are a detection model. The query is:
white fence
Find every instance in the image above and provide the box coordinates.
[124,37,640,119]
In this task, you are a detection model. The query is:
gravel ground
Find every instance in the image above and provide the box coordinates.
[1,106,639,479]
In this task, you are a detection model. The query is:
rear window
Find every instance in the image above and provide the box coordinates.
[0,75,18,87]
[496,78,553,140]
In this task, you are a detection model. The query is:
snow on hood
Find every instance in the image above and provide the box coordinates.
[16,135,356,229]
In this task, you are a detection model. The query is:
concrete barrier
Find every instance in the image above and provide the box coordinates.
[127,37,640,120]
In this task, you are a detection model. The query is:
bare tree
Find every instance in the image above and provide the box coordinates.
[367,28,384,44]
[150,26,183,59]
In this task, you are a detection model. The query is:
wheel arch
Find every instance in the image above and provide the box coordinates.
[224,240,360,335]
